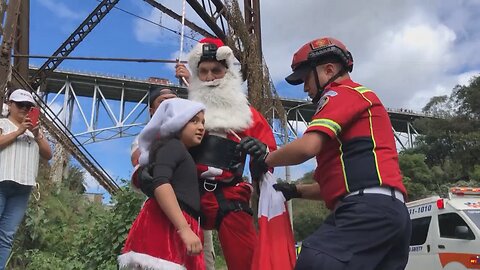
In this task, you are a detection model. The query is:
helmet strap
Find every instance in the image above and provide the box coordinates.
[311,66,345,104]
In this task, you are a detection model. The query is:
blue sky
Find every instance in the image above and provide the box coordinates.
[30,0,480,197]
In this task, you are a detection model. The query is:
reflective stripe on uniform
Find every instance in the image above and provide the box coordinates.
[308,118,341,135]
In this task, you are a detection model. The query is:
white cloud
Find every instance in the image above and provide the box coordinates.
[133,7,165,44]
[37,0,83,20]
[457,70,480,86]
[83,168,118,194]
[258,0,480,110]
[83,170,104,192]
[360,21,457,109]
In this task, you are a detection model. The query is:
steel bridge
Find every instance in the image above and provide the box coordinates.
[1,0,433,194]
[38,68,429,152]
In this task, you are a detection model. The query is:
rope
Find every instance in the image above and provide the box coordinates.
[179,0,187,62]
[178,0,190,87]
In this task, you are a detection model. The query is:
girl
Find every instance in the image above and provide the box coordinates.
[119,98,206,270]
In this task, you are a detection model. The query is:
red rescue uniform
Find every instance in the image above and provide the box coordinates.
[305,78,407,210]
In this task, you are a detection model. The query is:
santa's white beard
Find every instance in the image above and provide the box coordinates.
[188,71,252,132]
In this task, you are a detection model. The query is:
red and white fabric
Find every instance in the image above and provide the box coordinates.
[252,172,296,270]
[119,199,205,270]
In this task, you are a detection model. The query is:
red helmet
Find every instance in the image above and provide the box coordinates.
[285,37,353,85]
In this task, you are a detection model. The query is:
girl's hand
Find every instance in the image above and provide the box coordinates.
[177,226,203,256]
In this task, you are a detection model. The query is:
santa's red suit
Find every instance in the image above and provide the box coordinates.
[186,38,277,270]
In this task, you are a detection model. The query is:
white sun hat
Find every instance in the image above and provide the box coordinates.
[8,89,36,104]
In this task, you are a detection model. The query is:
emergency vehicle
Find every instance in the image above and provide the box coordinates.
[406,187,480,270]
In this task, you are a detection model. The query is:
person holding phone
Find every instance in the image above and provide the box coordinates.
[0,89,52,269]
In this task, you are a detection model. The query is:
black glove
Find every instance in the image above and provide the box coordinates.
[236,137,267,160]
[273,182,301,201]
[250,153,269,181]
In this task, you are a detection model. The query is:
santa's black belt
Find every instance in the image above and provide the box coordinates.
[189,134,246,177]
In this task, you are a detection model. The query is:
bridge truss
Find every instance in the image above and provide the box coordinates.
[40,68,425,150]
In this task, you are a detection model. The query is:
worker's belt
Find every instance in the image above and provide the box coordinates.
[344,186,405,203]
[189,134,246,178]
[213,187,253,229]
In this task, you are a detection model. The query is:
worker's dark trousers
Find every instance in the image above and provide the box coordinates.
[295,193,411,270]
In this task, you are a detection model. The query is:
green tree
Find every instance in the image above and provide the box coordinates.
[62,165,87,194]
[288,171,329,242]
[8,161,144,270]
[8,164,98,269]
[414,75,480,178]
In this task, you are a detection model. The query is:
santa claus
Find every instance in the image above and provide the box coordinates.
[176,37,277,270]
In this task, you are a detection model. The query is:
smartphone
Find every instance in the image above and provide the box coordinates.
[28,107,40,127]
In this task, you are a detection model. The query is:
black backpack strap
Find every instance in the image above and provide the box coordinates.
[213,187,253,230]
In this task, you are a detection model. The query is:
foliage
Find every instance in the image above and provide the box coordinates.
[8,171,144,269]
[414,75,480,177]
[62,165,86,194]
[289,171,329,242]
[292,199,328,241]
[212,231,227,269]
[73,182,144,269]
[398,152,437,200]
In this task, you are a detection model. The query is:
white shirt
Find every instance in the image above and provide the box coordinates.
[0,118,39,186]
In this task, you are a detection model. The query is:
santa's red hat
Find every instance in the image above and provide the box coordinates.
[199,37,224,48]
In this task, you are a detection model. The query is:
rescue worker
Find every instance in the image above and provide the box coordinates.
[239,37,411,270]
[175,37,277,270]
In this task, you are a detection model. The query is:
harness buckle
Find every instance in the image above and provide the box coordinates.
[203,180,217,192]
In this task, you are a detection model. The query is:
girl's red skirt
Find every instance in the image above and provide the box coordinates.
[119,198,205,270]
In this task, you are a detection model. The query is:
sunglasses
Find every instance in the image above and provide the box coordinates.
[13,101,34,109]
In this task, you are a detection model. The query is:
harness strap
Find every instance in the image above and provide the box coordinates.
[178,200,203,220]
[213,187,253,229]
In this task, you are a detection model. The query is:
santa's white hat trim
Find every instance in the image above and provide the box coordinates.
[118,251,186,270]
[137,98,206,166]
[188,43,236,77]
[186,39,252,131]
